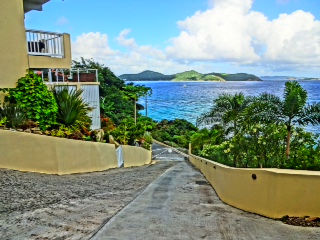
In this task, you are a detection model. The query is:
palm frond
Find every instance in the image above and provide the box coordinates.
[295,103,320,126]
[52,86,92,127]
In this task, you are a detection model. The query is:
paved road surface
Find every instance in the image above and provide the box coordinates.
[92,150,320,240]
[152,143,186,161]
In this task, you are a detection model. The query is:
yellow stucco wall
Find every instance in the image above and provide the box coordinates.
[28,34,72,69]
[189,154,320,218]
[0,1,72,89]
[0,0,29,88]
[0,130,118,175]
[122,145,152,167]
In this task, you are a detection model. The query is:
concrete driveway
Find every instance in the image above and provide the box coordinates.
[91,146,320,240]
[152,143,186,161]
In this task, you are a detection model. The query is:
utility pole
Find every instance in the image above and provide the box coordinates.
[134,98,137,125]
[145,95,148,117]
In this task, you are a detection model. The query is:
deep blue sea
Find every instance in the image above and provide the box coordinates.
[137,80,320,134]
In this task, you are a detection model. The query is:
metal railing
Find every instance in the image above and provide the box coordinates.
[26,29,64,57]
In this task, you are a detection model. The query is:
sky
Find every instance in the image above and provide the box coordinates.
[25,0,320,77]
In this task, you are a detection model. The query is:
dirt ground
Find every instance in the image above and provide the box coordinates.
[0,161,177,240]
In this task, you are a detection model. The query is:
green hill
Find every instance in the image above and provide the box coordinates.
[205,72,262,81]
[173,70,225,81]
[119,70,262,82]
[119,70,174,81]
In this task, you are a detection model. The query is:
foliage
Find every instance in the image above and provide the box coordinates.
[0,71,58,130]
[189,82,320,170]
[0,117,7,126]
[209,72,261,81]
[52,86,92,128]
[190,125,225,155]
[245,81,320,159]
[0,103,27,128]
[101,117,116,138]
[119,70,174,81]
[152,119,198,149]
[173,70,225,81]
[72,58,152,124]
[19,120,39,130]
[111,117,154,149]
[197,92,251,135]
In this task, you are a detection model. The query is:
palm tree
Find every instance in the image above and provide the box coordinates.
[197,93,250,136]
[197,93,252,167]
[246,81,320,159]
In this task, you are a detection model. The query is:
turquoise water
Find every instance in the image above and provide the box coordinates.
[137,80,320,133]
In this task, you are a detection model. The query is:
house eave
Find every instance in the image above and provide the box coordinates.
[23,0,50,13]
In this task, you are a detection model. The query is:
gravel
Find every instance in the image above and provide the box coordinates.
[0,161,177,239]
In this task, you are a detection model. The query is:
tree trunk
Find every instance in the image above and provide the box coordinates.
[134,98,137,125]
[285,125,291,160]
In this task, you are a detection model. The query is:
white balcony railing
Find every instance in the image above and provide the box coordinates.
[33,69,99,83]
[26,29,64,57]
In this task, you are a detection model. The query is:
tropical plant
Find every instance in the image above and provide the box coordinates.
[0,103,27,128]
[190,126,225,155]
[152,119,198,149]
[123,83,152,124]
[245,81,320,159]
[0,71,58,130]
[72,58,152,124]
[197,93,251,136]
[52,86,92,128]
[111,117,154,146]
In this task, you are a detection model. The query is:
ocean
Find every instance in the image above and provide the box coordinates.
[137,80,320,134]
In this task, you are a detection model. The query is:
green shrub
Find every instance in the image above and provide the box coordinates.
[1,71,57,130]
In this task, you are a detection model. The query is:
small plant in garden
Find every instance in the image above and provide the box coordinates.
[0,117,7,127]
[19,120,39,130]
[101,116,116,140]
[52,86,92,128]
[70,130,84,140]
[0,71,58,130]
[140,131,153,150]
[0,103,27,129]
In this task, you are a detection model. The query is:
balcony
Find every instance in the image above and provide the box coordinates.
[26,29,71,69]
[34,69,99,83]
[26,29,64,57]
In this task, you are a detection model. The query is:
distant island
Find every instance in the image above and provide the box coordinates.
[261,76,320,81]
[119,70,262,82]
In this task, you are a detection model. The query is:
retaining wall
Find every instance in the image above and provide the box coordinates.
[0,130,151,175]
[189,154,320,218]
[122,145,152,167]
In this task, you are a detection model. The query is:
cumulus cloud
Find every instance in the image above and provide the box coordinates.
[72,32,118,62]
[167,0,320,73]
[72,31,192,75]
[72,0,320,75]
[116,29,138,48]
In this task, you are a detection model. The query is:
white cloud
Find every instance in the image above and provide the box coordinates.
[116,29,137,48]
[72,31,192,75]
[72,32,118,62]
[166,0,320,74]
[72,0,320,76]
